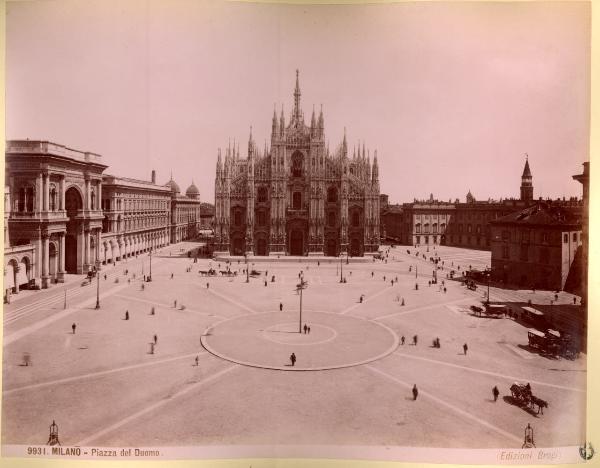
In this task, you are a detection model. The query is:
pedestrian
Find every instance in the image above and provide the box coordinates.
[401,336,405,345]
[554,293,559,301]
[279,302,283,312]
[154,334,158,344]
[415,283,419,290]
[290,352,296,366]
[195,356,199,366]
[412,384,419,400]
[443,287,447,293]
[125,310,129,320]
[573,297,577,304]
[264,280,267,287]
[307,326,311,334]
[303,324,308,334]
[492,385,499,402]
[151,306,155,315]
[371,271,374,277]
[174,299,177,308]
[383,276,386,282]
[401,298,405,306]
[359,295,363,303]
[104,274,107,280]
[463,343,468,355]
[413,335,418,346]
[207,282,210,289]
[150,342,155,354]
[71,323,76,334]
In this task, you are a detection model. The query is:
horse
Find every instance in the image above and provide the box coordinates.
[530,395,548,415]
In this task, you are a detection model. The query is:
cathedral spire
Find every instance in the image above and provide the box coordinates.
[293,69,301,123]
[342,127,347,156]
[311,105,316,130]
[272,104,279,137]
[280,105,285,135]
[372,150,379,184]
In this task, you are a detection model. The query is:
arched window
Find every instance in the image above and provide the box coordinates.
[18,187,25,212]
[257,210,266,226]
[234,210,242,226]
[328,211,336,227]
[415,223,421,234]
[327,187,338,203]
[257,187,268,203]
[291,152,304,177]
[352,211,360,227]
[293,192,302,210]
[26,187,34,212]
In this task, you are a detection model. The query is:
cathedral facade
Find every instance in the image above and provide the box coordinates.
[214,71,381,257]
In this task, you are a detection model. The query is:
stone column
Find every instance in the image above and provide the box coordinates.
[14,266,20,293]
[59,176,66,210]
[57,233,65,282]
[97,180,102,211]
[36,172,43,213]
[43,173,50,212]
[85,178,91,211]
[41,234,50,289]
[83,230,90,271]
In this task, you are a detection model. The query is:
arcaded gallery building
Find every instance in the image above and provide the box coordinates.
[213,72,381,257]
[4,140,202,298]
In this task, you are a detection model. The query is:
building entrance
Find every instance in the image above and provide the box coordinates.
[290,230,304,256]
[65,187,83,273]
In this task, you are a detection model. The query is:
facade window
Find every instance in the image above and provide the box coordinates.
[257,187,268,203]
[415,223,421,234]
[234,210,242,226]
[573,232,578,242]
[522,230,530,243]
[26,187,34,212]
[476,225,481,234]
[18,187,25,212]
[541,232,549,243]
[467,224,472,233]
[502,245,509,259]
[520,245,528,261]
[433,223,438,233]
[424,223,429,233]
[257,210,266,226]
[352,211,360,227]
[327,187,338,203]
[328,211,336,227]
[563,233,568,243]
[502,230,510,241]
[50,186,57,211]
[458,224,463,233]
[293,192,302,210]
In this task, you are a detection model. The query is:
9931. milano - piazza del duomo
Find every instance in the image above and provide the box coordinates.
[213,70,382,258]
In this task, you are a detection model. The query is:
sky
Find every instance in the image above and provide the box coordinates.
[5,0,590,204]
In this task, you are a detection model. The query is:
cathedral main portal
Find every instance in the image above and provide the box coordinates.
[289,229,304,256]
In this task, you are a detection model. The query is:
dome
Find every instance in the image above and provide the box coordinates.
[186,181,200,199]
[164,178,180,194]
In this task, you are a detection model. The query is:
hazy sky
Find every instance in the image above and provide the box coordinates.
[6,0,590,203]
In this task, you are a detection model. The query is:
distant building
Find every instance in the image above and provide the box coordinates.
[4,140,202,300]
[381,158,581,251]
[571,162,589,297]
[490,202,582,290]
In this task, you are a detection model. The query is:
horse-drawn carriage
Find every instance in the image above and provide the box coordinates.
[510,382,548,414]
[199,268,217,276]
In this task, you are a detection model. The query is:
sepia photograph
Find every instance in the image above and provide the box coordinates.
[1,0,592,464]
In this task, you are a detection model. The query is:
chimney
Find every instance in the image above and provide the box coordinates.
[151,170,156,184]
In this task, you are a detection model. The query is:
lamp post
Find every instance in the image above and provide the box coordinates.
[95,261,101,309]
[339,252,346,283]
[245,254,249,283]
[148,248,152,282]
[486,268,491,305]
[296,272,308,333]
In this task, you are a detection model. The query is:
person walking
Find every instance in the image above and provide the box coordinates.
[492,386,499,402]
[401,336,405,345]
[412,384,419,400]
[151,306,155,315]
[401,298,405,306]
[290,353,296,367]
[279,302,283,312]
[125,310,129,320]
[303,324,308,334]
[195,356,199,367]
[463,343,468,355]
[174,299,177,308]
[71,323,76,334]
[307,326,311,334]
[413,335,418,346]
[153,334,158,345]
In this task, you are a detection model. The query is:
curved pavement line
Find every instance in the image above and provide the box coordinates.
[75,364,239,447]
[261,323,338,347]
[365,365,522,445]
[113,294,226,320]
[200,312,400,371]
[3,352,207,395]
[372,297,468,321]
[392,352,585,393]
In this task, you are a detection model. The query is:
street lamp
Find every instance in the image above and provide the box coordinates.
[296,272,308,333]
[486,267,491,305]
[147,248,152,282]
[339,252,346,283]
[95,261,101,309]
[245,254,249,283]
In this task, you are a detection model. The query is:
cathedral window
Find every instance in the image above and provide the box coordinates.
[291,152,304,177]
[257,210,266,226]
[257,187,268,203]
[327,187,338,203]
[293,192,302,210]
[328,211,336,226]
[352,211,360,227]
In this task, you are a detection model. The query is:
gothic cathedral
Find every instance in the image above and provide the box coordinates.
[214,71,380,257]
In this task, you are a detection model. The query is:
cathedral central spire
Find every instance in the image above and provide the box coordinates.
[292,69,302,124]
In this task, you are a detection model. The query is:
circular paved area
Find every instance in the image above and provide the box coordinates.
[201,311,399,370]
